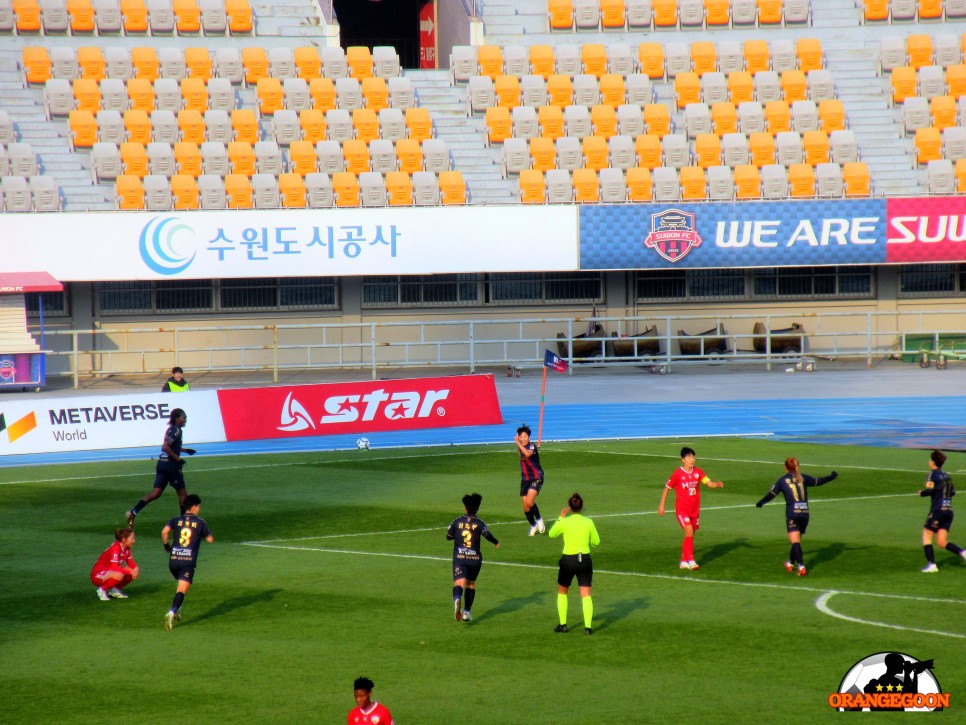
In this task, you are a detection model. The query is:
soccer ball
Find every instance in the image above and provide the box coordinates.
[356,437,370,450]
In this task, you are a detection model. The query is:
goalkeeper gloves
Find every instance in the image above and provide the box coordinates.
[183,448,196,455]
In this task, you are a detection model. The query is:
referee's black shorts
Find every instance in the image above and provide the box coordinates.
[557,553,593,588]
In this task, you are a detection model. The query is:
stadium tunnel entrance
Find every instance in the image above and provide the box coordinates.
[334,0,424,70]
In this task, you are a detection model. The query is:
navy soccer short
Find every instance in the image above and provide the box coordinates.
[154,460,185,491]
[786,514,809,535]
[520,477,544,497]
[925,510,953,533]
[169,563,195,583]
[453,562,482,583]
[557,553,593,588]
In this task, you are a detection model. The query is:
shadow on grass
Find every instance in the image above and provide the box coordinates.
[807,542,872,571]
[185,588,284,626]
[595,596,650,632]
[474,591,547,624]
[699,537,753,566]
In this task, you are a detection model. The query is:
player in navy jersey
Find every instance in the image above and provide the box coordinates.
[756,457,838,576]
[161,493,213,630]
[126,408,196,527]
[919,449,966,573]
[514,425,546,536]
[446,492,500,622]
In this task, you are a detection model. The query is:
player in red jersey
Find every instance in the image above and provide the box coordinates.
[658,446,724,570]
[348,676,394,725]
[90,527,139,600]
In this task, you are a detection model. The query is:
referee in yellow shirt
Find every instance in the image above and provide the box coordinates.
[548,492,600,635]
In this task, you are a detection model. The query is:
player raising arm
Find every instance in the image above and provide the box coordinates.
[756,457,838,576]
[919,449,966,573]
[514,425,546,536]
[446,492,500,623]
[549,492,600,635]
[658,446,723,571]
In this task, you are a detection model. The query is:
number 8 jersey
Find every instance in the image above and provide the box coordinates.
[165,513,213,566]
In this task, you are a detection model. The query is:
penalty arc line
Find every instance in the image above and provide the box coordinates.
[815,591,966,640]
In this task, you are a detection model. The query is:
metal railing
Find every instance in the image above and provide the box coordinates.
[34,310,966,387]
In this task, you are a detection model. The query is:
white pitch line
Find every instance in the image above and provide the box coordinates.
[815,591,966,639]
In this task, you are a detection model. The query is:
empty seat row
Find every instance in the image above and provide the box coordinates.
[880,34,966,74]
[115,169,467,210]
[903,96,966,134]
[451,38,823,85]
[890,65,966,105]
[547,0,810,32]
[925,157,966,193]
[0,0,252,36]
[0,174,60,211]
[674,69,834,108]
[0,142,40,176]
[915,126,966,164]
[863,0,965,24]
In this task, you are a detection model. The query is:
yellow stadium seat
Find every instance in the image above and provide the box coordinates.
[78,47,106,81]
[342,139,370,174]
[694,133,721,168]
[530,136,557,171]
[705,0,729,26]
[599,74,626,107]
[346,46,374,80]
[626,166,652,201]
[818,100,846,132]
[495,75,521,108]
[675,72,700,109]
[653,0,677,28]
[744,40,770,75]
[711,102,738,136]
[931,96,957,130]
[947,64,966,99]
[227,141,255,175]
[485,106,512,145]
[918,0,943,20]
[386,171,413,205]
[890,67,917,106]
[590,104,617,138]
[906,35,934,71]
[639,43,666,81]
[734,164,761,198]
[405,107,433,142]
[231,109,259,143]
[174,141,202,176]
[439,170,466,204]
[601,0,626,29]
[178,109,205,144]
[185,48,213,81]
[124,109,152,144]
[396,139,423,173]
[788,163,815,197]
[636,134,663,168]
[225,173,253,209]
[781,70,807,103]
[803,130,830,165]
[181,77,208,112]
[116,174,145,210]
[691,42,717,76]
[680,166,707,199]
[478,45,504,80]
[843,161,870,196]
[765,100,791,133]
[956,159,966,193]
[333,171,360,207]
[73,78,101,113]
[362,77,389,112]
[127,78,155,112]
[256,77,284,115]
[915,127,942,165]
[13,0,41,33]
[225,0,253,35]
[643,104,671,137]
[22,47,51,86]
[582,135,609,170]
[548,0,574,31]
[518,169,546,203]
[288,140,318,175]
[295,109,324,143]
[173,0,201,34]
[309,77,337,112]
[67,0,96,34]
[573,168,599,202]
[728,71,754,104]
[863,0,888,22]
[295,47,322,80]
[69,110,97,149]
[530,46,555,80]
[131,47,159,81]
[171,174,199,209]
[120,141,149,177]
[757,0,783,25]
[582,44,608,78]
[547,75,573,108]
[353,108,380,142]
[538,105,565,139]
[278,172,306,208]
[749,132,775,166]
[120,0,148,34]
[797,39,823,73]
[243,47,270,86]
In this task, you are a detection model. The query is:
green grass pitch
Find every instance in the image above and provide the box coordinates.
[1,437,964,723]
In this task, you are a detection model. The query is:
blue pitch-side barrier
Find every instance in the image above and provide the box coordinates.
[3,396,966,468]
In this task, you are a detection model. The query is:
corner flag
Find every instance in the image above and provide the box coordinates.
[544,349,568,373]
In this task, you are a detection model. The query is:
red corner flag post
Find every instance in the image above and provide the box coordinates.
[538,350,569,446]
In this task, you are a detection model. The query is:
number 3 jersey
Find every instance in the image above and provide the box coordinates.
[166,513,212,566]
[446,515,499,563]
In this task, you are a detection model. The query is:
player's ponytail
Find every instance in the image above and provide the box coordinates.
[785,457,803,486]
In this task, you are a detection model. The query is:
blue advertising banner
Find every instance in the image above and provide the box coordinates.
[579,198,888,270]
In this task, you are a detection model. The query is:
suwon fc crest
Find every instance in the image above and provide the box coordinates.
[643,209,703,263]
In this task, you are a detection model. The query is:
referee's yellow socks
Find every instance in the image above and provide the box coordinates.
[557,593,568,625]
[582,596,593,629]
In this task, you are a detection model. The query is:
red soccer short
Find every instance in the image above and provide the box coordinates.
[91,566,131,587]
[675,509,700,531]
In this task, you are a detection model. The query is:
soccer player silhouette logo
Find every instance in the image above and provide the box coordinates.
[862,653,933,710]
